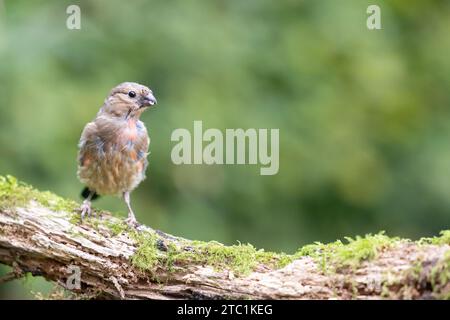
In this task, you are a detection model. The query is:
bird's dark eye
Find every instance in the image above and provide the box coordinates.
[128,91,136,98]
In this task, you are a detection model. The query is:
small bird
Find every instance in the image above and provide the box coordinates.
[77,82,157,227]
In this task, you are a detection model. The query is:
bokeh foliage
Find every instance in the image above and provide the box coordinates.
[0,0,449,298]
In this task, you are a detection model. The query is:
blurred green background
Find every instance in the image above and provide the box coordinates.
[1,0,449,298]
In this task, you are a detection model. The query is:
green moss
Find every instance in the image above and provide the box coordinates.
[129,232,293,276]
[418,230,450,246]
[256,249,294,269]
[68,213,102,231]
[0,175,78,213]
[296,232,396,272]
[129,231,401,277]
[429,250,450,299]
[172,240,296,275]
[105,220,129,236]
[175,241,259,275]
[334,233,396,268]
[69,213,82,225]
[129,230,160,272]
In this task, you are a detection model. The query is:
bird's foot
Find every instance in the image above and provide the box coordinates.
[125,216,140,229]
[79,200,94,220]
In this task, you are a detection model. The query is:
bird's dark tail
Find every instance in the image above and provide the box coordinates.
[81,187,100,201]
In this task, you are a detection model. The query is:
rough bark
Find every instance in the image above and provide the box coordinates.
[0,190,449,300]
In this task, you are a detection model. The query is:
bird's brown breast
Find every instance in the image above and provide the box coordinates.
[77,119,149,196]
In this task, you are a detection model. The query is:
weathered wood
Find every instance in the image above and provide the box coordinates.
[0,196,449,299]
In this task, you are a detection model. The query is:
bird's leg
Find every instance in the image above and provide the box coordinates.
[80,191,94,220]
[121,193,170,238]
[123,191,139,227]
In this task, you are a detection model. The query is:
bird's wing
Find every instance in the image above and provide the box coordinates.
[135,121,149,152]
[78,122,99,167]
[134,121,150,173]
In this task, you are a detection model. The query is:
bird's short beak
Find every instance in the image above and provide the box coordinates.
[141,93,157,108]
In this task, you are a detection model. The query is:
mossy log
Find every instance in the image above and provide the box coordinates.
[0,176,449,299]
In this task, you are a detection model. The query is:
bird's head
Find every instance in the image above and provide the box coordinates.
[100,82,157,119]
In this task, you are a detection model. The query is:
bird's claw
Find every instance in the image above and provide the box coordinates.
[125,217,140,228]
[79,200,94,220]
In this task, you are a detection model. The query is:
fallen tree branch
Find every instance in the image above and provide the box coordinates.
[0,176,449,299]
